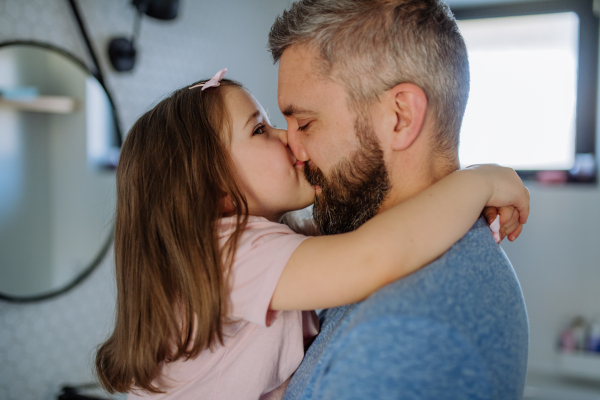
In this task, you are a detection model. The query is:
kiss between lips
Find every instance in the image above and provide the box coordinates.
[294,160,320,191]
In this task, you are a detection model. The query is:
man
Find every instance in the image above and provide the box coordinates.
[269,0,529,399]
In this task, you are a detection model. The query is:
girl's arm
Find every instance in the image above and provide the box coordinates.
[270,164,529,311]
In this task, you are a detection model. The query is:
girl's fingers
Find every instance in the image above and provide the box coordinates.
[498,206,515,225]
[486,205,524,243]
[518,187,530,224]
[508,224,524,241]
[483,207,498,225]
[501,208,520,236]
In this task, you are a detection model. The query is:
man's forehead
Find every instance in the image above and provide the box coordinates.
[279,45,317,72]
[278,48,315,95]
[277,46,340,115]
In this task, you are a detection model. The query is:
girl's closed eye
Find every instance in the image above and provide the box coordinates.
[253,124,266,136]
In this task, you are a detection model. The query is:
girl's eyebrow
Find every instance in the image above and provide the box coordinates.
[244,110,261,129]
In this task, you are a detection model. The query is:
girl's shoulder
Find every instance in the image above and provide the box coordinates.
[219,215,308,274]
[218,216,299,240]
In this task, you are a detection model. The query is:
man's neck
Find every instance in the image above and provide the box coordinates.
[377,155,459,214]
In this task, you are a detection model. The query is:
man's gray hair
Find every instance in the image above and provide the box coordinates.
[268,0,470,157]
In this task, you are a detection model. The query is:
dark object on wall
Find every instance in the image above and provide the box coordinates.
[108,37,136,72]
[134,0,179,20]
[108,0,179,72]
[67,0,122,147]
[57,384,108,400]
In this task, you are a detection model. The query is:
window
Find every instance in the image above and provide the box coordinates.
[452,0,599,182]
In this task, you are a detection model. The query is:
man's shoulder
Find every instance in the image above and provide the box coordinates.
[357,217,525,319]
[285,218,529,400]
[330,217,529,398]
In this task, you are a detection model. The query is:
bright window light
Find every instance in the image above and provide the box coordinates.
[457,12,579,170]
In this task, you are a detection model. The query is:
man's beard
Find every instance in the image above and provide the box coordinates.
[303,114,391,235]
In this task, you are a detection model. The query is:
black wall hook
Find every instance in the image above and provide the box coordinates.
[108,37,136,72]
[108,0,179,72]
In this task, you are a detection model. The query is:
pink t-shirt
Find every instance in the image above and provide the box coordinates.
[128,216,319,400]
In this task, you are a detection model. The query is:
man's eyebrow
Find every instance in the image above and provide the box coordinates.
[244,110,261,129]
[282,105,315,117]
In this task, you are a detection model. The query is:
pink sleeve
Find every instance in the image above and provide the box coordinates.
[227,220,309,327]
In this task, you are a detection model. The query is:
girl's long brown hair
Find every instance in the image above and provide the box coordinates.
[95,79,247,394]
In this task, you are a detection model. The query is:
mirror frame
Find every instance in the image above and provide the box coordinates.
[0,40,122,303]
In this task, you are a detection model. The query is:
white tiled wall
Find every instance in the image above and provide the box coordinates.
[0,253,116,399]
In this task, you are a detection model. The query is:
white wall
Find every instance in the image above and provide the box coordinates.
[502,186,600,374]
[446,0,600,379]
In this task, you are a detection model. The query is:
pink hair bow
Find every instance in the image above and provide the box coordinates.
[189,68,227,91]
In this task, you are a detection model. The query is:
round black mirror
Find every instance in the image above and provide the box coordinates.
[0,41,121,302]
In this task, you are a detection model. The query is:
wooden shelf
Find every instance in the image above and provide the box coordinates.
[0,95,77,114]
[558,352,600,381]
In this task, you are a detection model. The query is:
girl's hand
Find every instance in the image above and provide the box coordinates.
[483,206,522,242]
[465,164,530,227]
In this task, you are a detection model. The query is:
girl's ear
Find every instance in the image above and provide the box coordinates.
[220,192,235,214]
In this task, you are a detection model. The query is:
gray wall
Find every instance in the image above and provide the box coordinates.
[0,0,599,398]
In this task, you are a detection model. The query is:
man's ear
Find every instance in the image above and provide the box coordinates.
[389,83,428,151]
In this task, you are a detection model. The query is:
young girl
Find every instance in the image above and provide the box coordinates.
[95,71,528,400]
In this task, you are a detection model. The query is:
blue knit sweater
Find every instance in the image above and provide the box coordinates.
[283,217,529,400]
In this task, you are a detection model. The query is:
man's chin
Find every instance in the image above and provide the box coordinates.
[307,114,391,235]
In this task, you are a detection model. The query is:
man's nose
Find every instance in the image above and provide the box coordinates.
[274,128,289,146]
[287,127,309,162]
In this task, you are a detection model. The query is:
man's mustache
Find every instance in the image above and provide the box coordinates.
[303,162,327,189]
